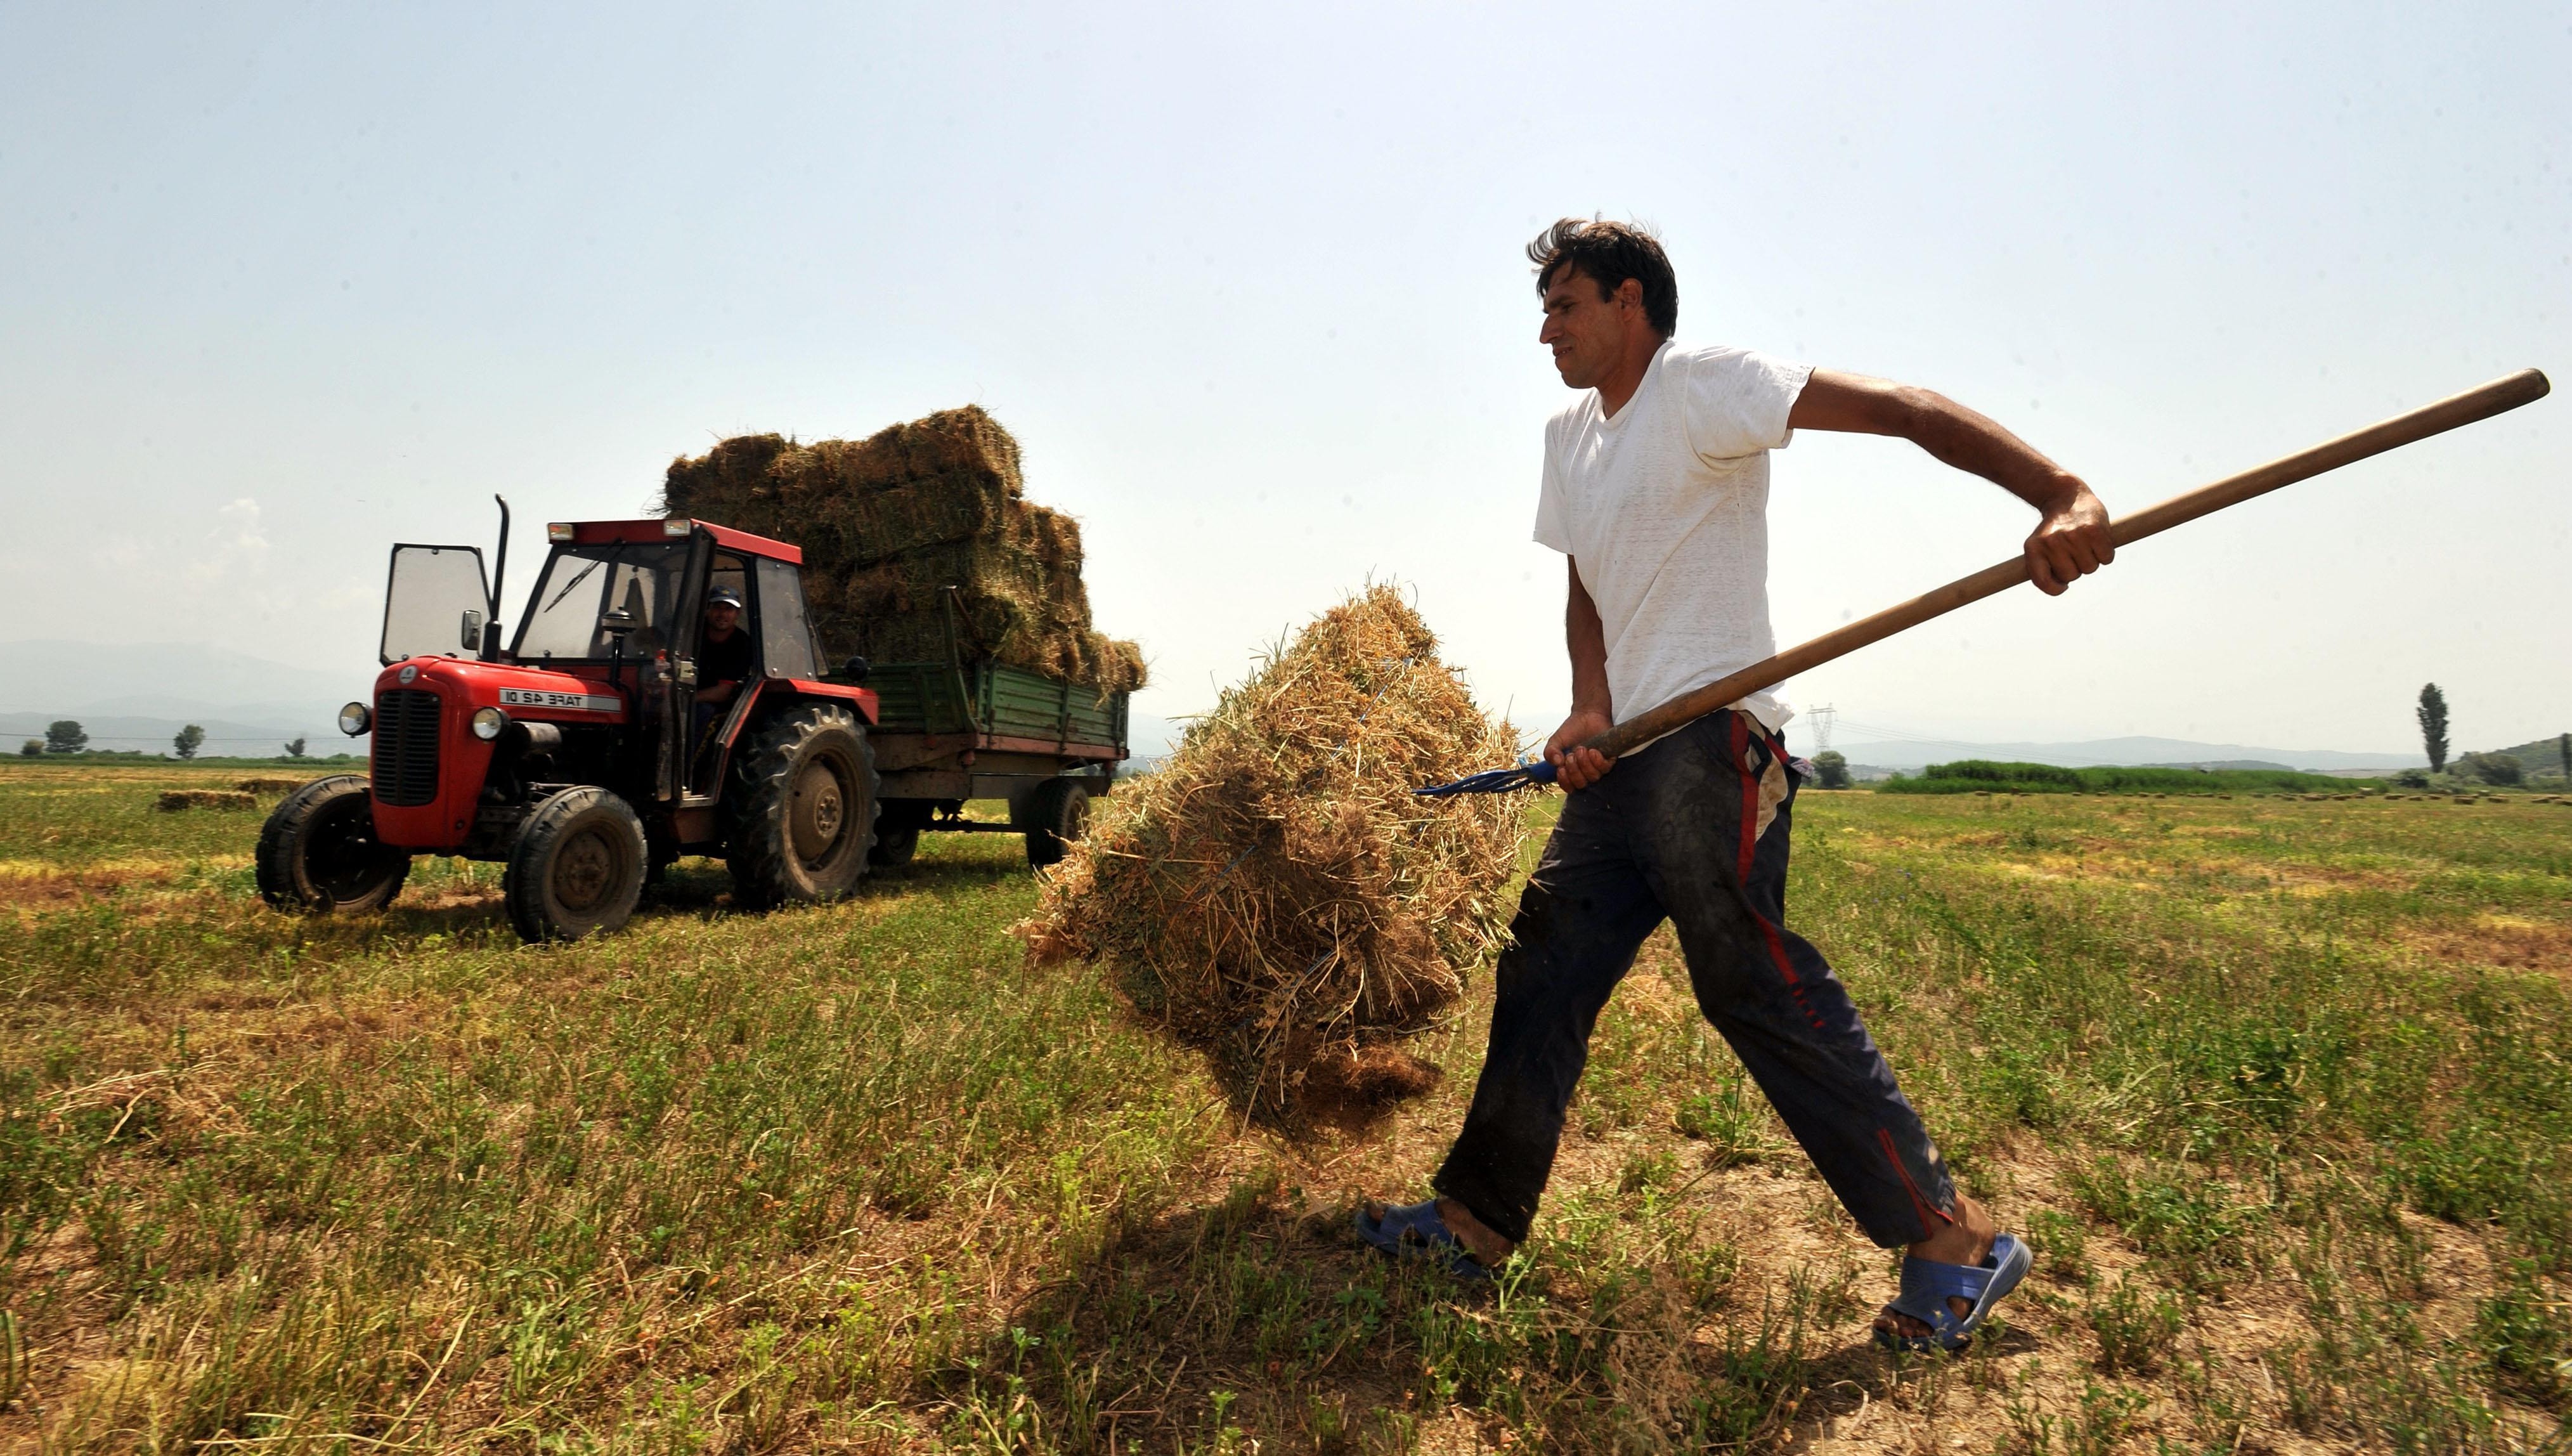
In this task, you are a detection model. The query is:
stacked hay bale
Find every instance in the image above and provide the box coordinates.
[1017,586,1528,1126]
[659,407,1145,692]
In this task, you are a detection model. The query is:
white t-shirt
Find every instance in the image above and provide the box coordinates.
[1533,340,1814,740]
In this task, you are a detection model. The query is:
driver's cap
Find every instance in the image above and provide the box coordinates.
[706,587,745,609]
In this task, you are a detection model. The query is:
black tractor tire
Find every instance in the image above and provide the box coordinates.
[255,774,410,913]
[726,702,877,908]
[869,803,930,868]
[504,787,648,943]
[1016,777,1091,869]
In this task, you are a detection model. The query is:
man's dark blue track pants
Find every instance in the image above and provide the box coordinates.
[1432,709,1957,1249]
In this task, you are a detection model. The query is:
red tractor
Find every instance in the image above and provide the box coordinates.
[257,502,885,941]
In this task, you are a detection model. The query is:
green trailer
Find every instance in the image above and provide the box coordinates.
[864,650,1129,868]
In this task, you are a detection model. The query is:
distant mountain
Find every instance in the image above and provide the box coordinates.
[1826,735,2427,773]
[2482,734,2571,780]
[0,639,370,753]
[0,640,366,717]
[2488,734,2569,762]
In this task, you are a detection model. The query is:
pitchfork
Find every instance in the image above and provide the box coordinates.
[1419,369,2550,797]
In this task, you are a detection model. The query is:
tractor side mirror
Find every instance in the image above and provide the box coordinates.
[841,654,871,684]
[460,608,485,652]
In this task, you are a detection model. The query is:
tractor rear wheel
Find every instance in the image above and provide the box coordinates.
[256,774,410,913]
[727,703,876,907]
[1015,777,1091,868]
[505,787,647,942]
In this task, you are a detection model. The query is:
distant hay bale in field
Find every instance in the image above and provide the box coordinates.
[659,406,1144,694]
[157,790,256,812]
[1015,585,1526,1128]
[235,777,307,793]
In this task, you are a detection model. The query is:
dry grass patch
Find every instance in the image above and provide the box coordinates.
[2403,916,2572,978]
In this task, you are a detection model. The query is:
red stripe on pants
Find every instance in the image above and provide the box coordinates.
[1880,1126,1954,1231]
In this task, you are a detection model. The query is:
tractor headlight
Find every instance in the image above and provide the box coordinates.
[339,701,372,736]
[471,707,509,741]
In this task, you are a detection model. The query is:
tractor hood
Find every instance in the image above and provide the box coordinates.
[372,656,632,723]
[364,656,636,853]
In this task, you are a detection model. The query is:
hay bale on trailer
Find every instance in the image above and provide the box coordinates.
[1016,586,1526,1128]
[659,407,1145,694]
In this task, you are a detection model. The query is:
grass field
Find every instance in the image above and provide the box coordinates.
[4,758,2569,1452]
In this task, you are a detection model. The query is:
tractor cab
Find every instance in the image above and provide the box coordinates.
[258,504,884,942]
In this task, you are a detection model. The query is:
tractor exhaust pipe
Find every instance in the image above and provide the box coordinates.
[484,494,511,663]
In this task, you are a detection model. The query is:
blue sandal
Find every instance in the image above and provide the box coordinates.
[1356,1199,1495,1283]
[1875,1233,2031,1353]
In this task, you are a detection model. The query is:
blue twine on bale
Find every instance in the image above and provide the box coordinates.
[1413,757,1560,797]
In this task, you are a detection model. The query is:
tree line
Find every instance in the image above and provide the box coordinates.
[18,720,311,759]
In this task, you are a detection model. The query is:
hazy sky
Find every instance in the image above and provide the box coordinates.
[4,2,2564,757]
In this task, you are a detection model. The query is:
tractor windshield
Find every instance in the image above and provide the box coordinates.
[380,543,491,665]
[512,542,690,661]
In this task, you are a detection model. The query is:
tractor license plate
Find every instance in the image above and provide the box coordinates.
[500,688,620,712]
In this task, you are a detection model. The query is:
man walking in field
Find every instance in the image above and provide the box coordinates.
[1361,219,2114,1351]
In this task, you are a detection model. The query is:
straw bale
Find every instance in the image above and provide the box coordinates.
[156,790,256,812]
[807,406,1025,493]
[235,777,310,793]
[660,407,1023,523]
[1016,585,1525,1127]
[807,472,1016,566]
[660,408,1143,692]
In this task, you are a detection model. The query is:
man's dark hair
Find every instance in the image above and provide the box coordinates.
[1529,218,1677,337]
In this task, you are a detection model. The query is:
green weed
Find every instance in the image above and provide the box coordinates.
[2004,1370,2151,1456]
[2473,1259,2571,1410]
[2084,1274,2185,1375]
[2023,1208,2092,1283]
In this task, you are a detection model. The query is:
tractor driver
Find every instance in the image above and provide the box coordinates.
[688,586,757,787]
[695,587,755,708]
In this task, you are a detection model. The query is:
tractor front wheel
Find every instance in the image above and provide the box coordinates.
[256,774,410,913]
[727,703,877,907]
[505,787,647,942]
[1015,777,1091,869]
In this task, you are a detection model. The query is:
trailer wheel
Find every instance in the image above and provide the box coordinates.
[727,702,876,907]
[505,787,647,942]
[255,774,410,913]
[869,803,930,868]
[1016,778,1091,869]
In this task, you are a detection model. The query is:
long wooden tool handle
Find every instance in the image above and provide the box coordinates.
[1587,367,2551,761]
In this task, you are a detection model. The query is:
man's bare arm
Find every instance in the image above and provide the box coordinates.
[1788,368,2114,595]
[1546,558,1616,789]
